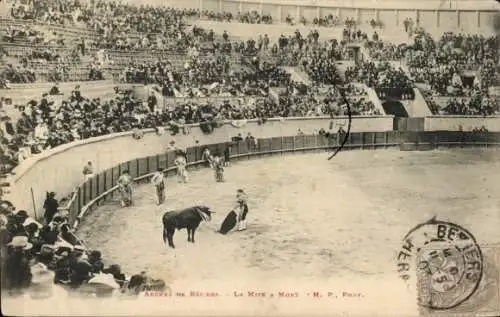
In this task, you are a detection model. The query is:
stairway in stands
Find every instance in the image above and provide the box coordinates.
[281,67,311,86]
[387,61,432,117]
[334,60,355,81]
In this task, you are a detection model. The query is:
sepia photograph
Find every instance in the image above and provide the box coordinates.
[0,0,499,316]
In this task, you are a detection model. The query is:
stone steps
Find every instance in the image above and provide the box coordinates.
[281,66,312,86]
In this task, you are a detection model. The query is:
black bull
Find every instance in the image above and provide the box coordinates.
[162,206,213,248]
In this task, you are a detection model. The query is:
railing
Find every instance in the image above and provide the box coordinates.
[69,130,500,230]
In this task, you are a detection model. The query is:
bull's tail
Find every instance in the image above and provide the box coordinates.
[162,227,168,244]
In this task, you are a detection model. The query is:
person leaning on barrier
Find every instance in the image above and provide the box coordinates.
[82,161,94,182]
[132,127,144,140]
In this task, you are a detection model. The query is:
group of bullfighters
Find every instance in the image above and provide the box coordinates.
[115,147,249,231]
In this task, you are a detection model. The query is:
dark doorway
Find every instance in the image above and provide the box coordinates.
[382,99,408,117]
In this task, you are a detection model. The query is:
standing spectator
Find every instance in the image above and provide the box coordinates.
[82,161,94,182]
[0,214,12,290]
[3,117,15,137]
[5,236,33,293]
[223,146,231,167]
[147,91,158,113]
[263,34,270,51]
[79,38,86,56]
[43,192,59,224]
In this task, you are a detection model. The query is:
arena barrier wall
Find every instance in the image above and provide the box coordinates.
[161,0,498,32]
[7,116,393,215]
[425,116,500,132]
[67,130,500,230]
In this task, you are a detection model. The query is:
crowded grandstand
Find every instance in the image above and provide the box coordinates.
[0,0,499,300]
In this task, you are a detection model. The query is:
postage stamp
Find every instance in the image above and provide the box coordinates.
[418,244,500,317]
[398,218,500,316]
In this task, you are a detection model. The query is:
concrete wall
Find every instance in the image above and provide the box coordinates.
[154,0,499,33]
[7,116,393,215]
[425,116,500,131]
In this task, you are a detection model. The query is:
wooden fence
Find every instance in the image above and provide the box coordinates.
[65,130,500,230]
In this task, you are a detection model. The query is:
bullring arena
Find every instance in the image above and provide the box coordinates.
[1,0,500,316]
[77,149,500,283]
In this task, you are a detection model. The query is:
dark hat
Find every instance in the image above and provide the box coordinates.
[52,215,65,223]
[16,210,29,218]
[89,250,102,259]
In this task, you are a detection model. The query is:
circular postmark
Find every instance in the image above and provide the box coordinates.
[327,88,352,160]
[397,218,483,310]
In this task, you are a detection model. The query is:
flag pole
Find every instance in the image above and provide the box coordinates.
[30,187,38,220]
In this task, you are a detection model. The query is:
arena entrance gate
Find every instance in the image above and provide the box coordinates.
[393,117,425,132]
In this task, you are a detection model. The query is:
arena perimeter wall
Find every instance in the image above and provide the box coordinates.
[7,118,500,224]
[425,116,500,132]
[7,116,392,216]
[162,0,498,32]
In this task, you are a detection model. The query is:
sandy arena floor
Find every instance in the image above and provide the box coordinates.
[77,149,500,287]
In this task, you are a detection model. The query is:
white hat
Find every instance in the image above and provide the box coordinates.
[23,217,43,229]
[30,263,55,285]
[8,236,33,250]
[88,273,120,289]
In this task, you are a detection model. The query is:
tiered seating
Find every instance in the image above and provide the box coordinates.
[7,80,118,99]
[2,80,127,122]
[1,43,69,58]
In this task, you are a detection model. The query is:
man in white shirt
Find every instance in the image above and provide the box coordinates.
[117,170,134,207]
[174,154,188,183]
[150,168,166,205]
[34,122,49,141]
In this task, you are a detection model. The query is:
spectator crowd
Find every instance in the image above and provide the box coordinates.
[404,29,498,114]
[0,193,167,299]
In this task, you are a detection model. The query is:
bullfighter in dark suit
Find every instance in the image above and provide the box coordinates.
[236,189,249,231]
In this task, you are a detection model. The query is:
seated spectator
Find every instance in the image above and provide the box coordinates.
[40,224,59,245]
[88,250,104,274]
[59,224,80,246]
[53,250,71,284]
[69,246,92,287]
[102,264,126,287]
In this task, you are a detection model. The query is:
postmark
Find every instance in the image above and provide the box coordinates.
[397,218,490,312]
